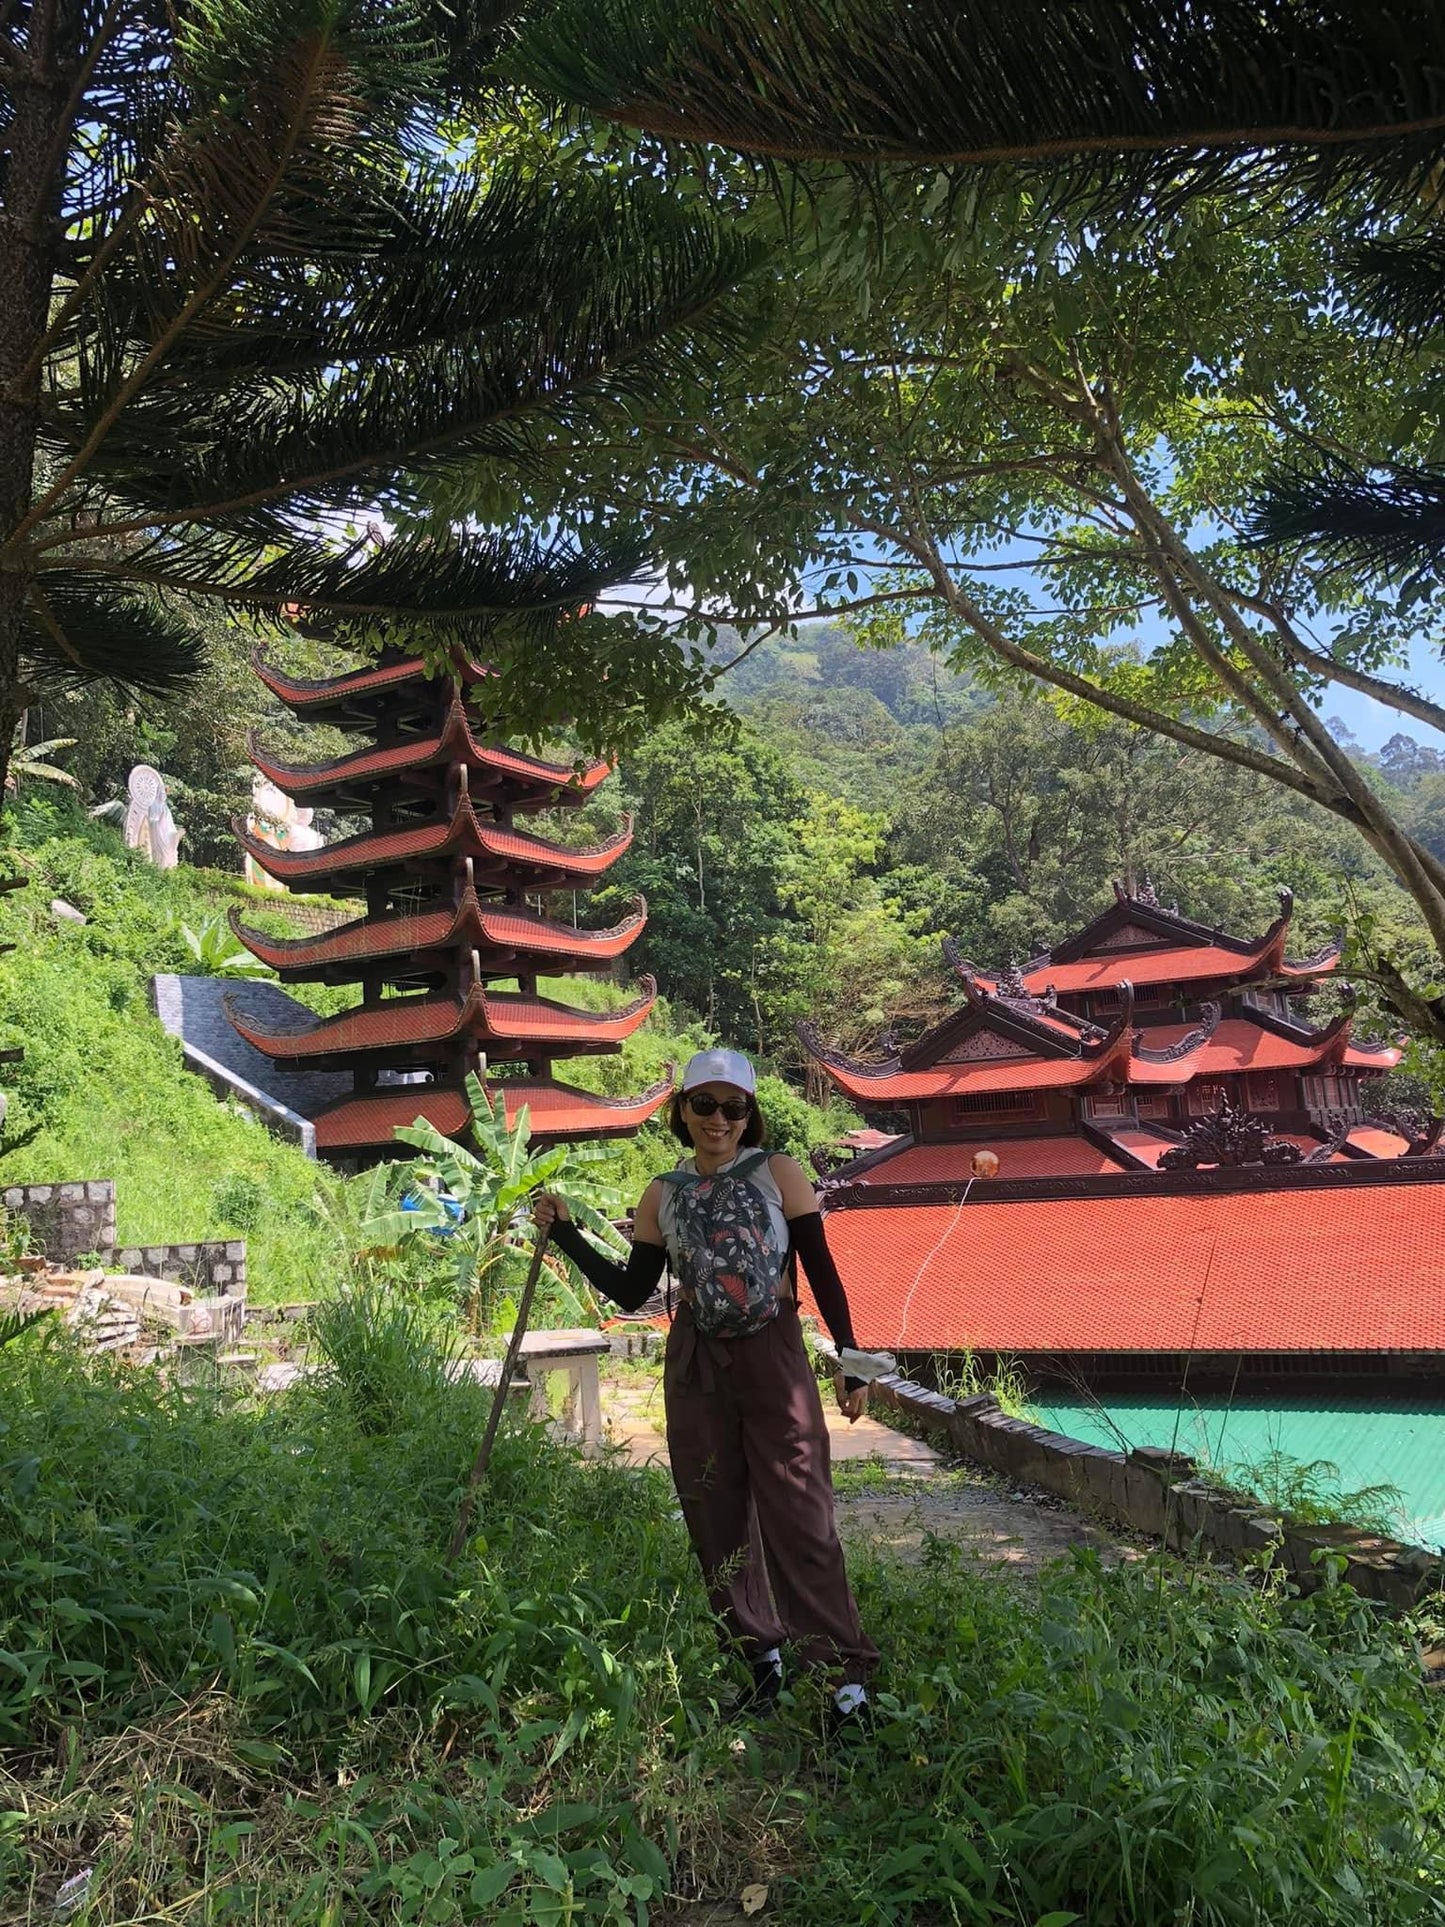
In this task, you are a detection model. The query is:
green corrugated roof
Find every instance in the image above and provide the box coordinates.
[1035,1395,1445,1550]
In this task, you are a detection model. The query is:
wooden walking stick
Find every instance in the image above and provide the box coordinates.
[447,1221,552,1566]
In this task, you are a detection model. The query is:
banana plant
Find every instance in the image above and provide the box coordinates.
[0,1308,52,1349]
[177,914,272,979]
[357,1074,628,1332]
[6,728,79,795]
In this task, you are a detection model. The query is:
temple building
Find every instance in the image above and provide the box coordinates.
[801,884,1445,1392]
[224,649,670,1164]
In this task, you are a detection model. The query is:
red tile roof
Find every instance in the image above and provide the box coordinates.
[812,1185,1445,1353]
[852,1138,1125,1183]
[478,980,656,1042]
[230,993,479,1059]
[1013,943,1271,995]
[1095,1125,1177,1168]
[814,1014,1400,1103]
[1346,1126,1412,1160]
[250,701,609,803]
[819,1056,1103,1102]
[234,800,631,887]
[226,980,656,1061]
[313,1086,472,1150]
[254,653,487,711]
[310,1076,672,1151]
[1129,1018,1400,1081]
[230,894,644,974]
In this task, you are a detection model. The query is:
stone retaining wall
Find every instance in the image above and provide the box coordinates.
[112,1241,247,1296]
[3,1181,116,1266]
[868,1375,1442,1610]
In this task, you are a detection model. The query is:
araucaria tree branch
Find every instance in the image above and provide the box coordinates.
[0,1,756,801]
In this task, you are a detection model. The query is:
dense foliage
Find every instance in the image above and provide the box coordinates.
[2,1305,1441,1924]
[0,1,763,805]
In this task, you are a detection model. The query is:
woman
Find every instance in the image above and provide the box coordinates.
[534,1047,878,1730]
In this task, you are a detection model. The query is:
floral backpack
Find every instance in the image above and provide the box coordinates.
[658,1149,786,1337]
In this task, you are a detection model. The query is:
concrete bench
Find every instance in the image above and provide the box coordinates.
[517,1328,611,1451]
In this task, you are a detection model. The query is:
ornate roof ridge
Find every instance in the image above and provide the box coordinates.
[1132,1000,1222,1064]
[1048,883,1293,967]
[954,967,1127,1063]
[796,1018,902,1079]
[1278,935,1344,976]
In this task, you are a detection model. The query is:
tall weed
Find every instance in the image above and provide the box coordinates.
[2,1308,1442,1924]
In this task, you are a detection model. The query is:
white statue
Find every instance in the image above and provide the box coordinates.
[243,773,324,892]
[123,765,182,869]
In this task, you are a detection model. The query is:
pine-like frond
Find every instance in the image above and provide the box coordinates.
[103,522,648,627]
[515,0,1445,203]
[45,172,759,521]
[1249,461,1445,578]
[1348,234,1445,346]
[22,577,207,695]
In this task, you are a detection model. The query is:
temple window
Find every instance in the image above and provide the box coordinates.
[1245,1072,1280,1111]
[1186,1079,1230,1116]
[1083,1088,1133,1120]
[1302,1073,1362,1118]
[951,1091,1041,1122]
[1096,984,1170,1011]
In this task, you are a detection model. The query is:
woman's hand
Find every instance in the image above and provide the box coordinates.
[532,1191,571,1232]
[834,1373,868,1424]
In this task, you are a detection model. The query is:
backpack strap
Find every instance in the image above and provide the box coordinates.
[727,1149,776,1184]
[657,1149,773,1190]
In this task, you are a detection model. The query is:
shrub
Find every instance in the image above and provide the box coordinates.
[210,1172,267,1232]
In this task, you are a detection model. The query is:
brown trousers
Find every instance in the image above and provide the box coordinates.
[663,1301,878,1685]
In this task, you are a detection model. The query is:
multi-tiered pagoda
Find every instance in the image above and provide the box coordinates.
[800,884,1445,1390]
[225,650,670,1164]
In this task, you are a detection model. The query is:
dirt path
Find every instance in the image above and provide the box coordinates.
[601,1367,1127,1578]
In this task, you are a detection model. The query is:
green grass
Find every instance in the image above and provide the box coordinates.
[0,806,341,1299]
[2,1301,1442,1926]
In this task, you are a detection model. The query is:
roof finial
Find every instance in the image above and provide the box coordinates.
[1136,875,1160,908]
[997,959,1027,1000]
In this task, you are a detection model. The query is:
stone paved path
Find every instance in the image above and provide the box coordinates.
[600,1368,1126,1578]
[603,1371,943,1476]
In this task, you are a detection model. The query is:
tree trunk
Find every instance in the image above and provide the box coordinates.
[0,5,77,806]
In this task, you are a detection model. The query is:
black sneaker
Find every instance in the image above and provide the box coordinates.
[743,1656,783,1715]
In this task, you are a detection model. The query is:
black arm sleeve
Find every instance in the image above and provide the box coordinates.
[787,1211,858,1356]
[549,1218,667,1314]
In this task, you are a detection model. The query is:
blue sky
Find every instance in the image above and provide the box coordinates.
[1323,637,1445,752]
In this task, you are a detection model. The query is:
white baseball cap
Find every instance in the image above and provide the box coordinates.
[680,1048,757,1095]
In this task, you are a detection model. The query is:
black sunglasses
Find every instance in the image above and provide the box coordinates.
[683,1092,751,1120]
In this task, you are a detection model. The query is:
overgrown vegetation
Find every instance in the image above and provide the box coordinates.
[1217,1451,1408,1541]
[0,802,337,1297]
[341,1078,629,1335]
[2,1305,1441,1925]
